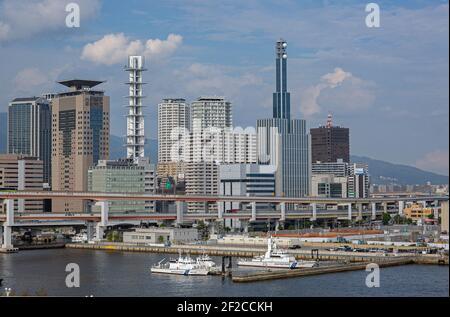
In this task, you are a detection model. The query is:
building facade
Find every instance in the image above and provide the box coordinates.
[157,98,190,181]
[218,164,279,228]
[0,154,44,213]
[257,118,310,198]
[347,163,370,198]
[88,158,156,213]
[311,174,348,198]
[123,227,198,245]
[185,161,219,212]
[403,203,434,222]
[310,114,350,164]
[191,96,232,131]
[8,97,51,185]
[311,160,349,198]
[51,80,109,213]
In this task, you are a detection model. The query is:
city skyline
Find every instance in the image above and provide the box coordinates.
[0,0,448,176]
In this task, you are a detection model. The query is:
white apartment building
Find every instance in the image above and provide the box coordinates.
[191,96,232,131]
[158,98,190,163]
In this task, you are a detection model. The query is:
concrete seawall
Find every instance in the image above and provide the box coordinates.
[65,242,448,265]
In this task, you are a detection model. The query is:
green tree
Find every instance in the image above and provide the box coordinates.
[158,236,165,243]
[382,212,391,225]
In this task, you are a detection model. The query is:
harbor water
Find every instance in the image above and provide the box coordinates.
[0,249,448,297]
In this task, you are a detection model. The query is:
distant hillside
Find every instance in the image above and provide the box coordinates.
[109,134,158,163]
[351,155,448,185]
[0,113,6,153]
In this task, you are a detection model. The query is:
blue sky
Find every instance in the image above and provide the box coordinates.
[0,0,448,175]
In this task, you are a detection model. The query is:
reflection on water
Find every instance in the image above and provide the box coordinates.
[0,249,448,297]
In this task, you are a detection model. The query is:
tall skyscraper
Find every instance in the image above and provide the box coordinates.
[191,96,232,131]
[7,97,51,185]
[125,55,146,160]
[51,79,109,213]
[257,39,310,198]
[347,163,370,198]
[157,98,190,180]
[158,98,190,164]
[310,113,350,163]
[273,39,290,120]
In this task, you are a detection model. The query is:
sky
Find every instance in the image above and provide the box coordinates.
[0,0,448,175]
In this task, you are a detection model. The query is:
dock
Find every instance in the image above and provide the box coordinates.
[231,258,416,283]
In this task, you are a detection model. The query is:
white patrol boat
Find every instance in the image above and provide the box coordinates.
[237,236,317,269]
[151,253,210,276]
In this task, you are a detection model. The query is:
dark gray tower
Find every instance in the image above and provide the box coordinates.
[273,39,290,120]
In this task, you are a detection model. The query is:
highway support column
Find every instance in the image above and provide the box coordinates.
[95,200,109,241]
[310,203,317,221]
[398,201,404,216]
[347,203,352,221]
[2,199,14,249]
[251,202,256,222]
[176,201,185,225]
[371,202,377,220]
[280,202,286,221]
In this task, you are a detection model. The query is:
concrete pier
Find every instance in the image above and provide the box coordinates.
[232,258,416,283]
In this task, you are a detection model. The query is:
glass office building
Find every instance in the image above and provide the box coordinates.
[8,97,51,185]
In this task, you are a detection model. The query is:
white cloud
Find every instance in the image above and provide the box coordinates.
[173,63,264,99]
[299,67,375,117]
[0,0,101,42]
[13,65,69,94]
[416,149,449,176]
[81,33,183,65]
[0,21,10,40]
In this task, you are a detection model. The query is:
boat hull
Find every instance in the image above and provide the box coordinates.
[237,260,317,269]
[150,268,210,276]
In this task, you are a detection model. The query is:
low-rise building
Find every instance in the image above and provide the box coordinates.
[404,203,434,221]
[311,174,348,198]
[0,154,44,213]
[88,158,156,212]
[122,227,198,245]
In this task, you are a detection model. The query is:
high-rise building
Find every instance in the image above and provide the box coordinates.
[190,128,257,164]
[273,39,290,120]
[88,158,156,213]
[125,56,146,160]
[158,98,190,163]
[185,127,257,213]
[7,97,51,185]
[0,154,44,213]
[51,79,109,213]
[310,114,350,163]
[257,119,310,198]
[191,96,232,131]
[257,39,310,199]
[157,98,190,181]
[347,163,370,198]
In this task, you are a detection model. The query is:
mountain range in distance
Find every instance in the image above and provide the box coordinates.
[0,117,447,186]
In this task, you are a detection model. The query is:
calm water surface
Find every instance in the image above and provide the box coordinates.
[0,249,448,297]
